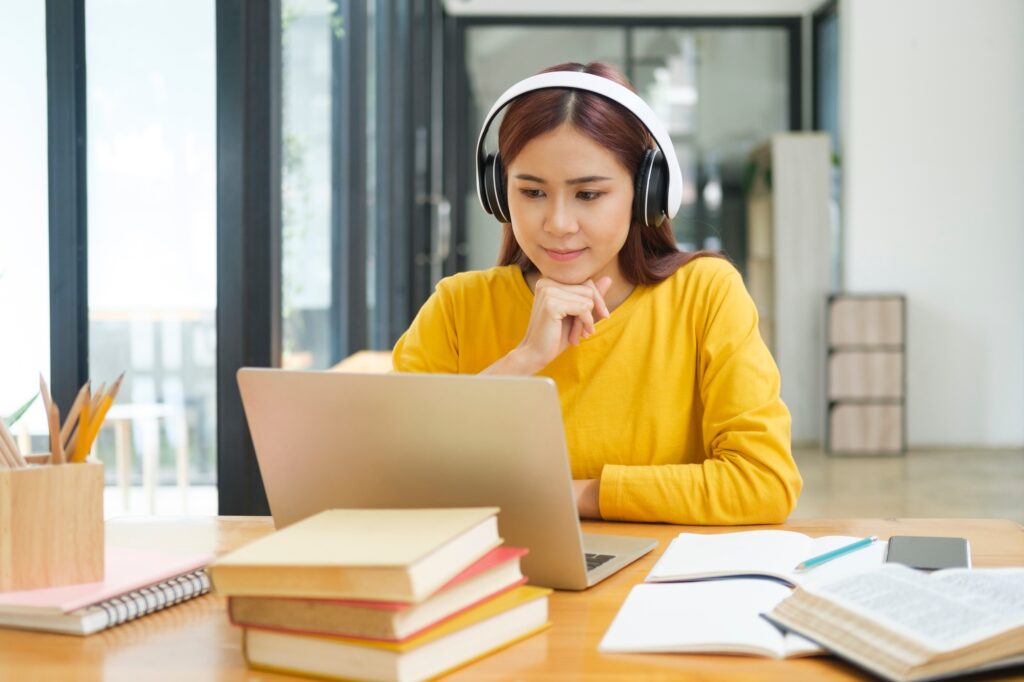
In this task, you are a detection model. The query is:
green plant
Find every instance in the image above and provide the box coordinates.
[3,394,38,429]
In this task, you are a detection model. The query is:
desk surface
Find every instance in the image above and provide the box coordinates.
[1,517,1022,681]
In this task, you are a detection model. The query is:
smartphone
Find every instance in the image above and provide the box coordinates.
[884,535,971,571]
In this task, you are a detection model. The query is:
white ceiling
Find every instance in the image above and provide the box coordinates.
[442,0,825,17]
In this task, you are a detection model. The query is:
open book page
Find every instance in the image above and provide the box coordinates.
[646,531,815,584]
[803,565,1024,651]
[599,580,822,658]
[793,536,888,587]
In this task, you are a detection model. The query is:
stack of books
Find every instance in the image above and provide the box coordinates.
[209,507,549,682]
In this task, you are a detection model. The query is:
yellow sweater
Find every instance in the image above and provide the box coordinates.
[392,257,802,525]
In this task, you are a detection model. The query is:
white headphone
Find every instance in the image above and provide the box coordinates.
[475,71,682,227]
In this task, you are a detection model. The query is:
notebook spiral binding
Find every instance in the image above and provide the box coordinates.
[84,570,211,631]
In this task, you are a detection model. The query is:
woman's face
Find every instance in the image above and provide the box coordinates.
[505,123,633,287]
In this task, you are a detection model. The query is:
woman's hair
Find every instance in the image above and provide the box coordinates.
[495,61,717,285]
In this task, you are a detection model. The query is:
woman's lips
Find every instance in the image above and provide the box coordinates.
[543,248,586,262]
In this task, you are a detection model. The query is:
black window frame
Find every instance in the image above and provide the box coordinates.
[47,0,89,414]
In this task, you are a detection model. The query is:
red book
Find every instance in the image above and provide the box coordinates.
[229,546,527,642]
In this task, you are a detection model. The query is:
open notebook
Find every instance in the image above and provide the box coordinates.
[646,530,887,587]
[599,580,822,658]
[0,546,212,635]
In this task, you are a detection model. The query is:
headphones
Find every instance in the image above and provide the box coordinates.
[475,71,683,228]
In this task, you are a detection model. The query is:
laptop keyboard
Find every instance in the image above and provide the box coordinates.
[585,553,615,571]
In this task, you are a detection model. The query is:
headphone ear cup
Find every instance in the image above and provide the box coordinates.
[634,148,669,227]
[482,153,511,224]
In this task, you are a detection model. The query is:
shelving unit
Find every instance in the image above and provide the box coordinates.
[745,133,832,444]
[826,294,907,455]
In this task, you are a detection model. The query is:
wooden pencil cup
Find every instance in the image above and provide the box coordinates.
[0,462,105,591]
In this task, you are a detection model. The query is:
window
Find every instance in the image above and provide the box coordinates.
[86,0,217,515]
[281,0,337,369]
[0,3,50,453]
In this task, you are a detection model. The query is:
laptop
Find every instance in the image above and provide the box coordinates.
[236,368,657,590]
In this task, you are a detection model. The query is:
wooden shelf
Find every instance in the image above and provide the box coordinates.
[826,294,906,455]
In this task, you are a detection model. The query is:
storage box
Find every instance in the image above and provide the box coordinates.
[0,462,104,591]
[828,351,904,400]
[828,404,904,455]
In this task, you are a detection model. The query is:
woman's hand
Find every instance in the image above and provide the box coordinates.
[484,276,612,376]
[573,479,601,519]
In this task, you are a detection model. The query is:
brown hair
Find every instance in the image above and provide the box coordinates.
[495,62,718,284]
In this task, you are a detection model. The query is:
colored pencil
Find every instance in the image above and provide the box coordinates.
[60,382,91,446]
[794,536,878,571]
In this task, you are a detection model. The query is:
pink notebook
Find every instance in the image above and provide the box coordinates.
[0,546,212,635]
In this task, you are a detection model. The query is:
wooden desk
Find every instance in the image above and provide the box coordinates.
[2,518,1022,681]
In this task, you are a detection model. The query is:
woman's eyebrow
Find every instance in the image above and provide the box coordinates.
[513,173,613,185]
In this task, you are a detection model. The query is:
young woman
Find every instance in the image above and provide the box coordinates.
[393,62,802,525]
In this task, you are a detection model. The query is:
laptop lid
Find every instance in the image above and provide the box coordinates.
[236,368,591,589]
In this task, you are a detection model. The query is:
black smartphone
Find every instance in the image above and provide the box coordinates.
[884,535,971,571]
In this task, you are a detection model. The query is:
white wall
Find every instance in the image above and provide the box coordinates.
[841,0,1024,446]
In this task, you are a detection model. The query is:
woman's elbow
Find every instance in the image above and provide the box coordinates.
[727,458,803,525]
[758,465,803,523]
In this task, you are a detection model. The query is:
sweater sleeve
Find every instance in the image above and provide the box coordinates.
[392,281,460,374]
[598,266,803,525]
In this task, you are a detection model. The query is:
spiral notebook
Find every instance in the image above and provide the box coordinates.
[0,546,212,635]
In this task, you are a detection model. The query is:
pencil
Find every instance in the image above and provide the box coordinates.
[108,372,125,401]
[0,419,26,468]
[0,426,15,468]
[48,402,62,465]
[38,373,59,464]
[78,395,113,462]
[39,373,52,413]
[60,382,91,446]
[794,536,878,571]
[73,391,92,464]
[89,382,107,414]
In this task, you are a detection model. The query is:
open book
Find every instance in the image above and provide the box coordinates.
[646,530,887,587]
[599,580,822,658]
[763,564,1024,682]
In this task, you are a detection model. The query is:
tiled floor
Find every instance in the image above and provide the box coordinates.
[791,447,1024,523]
[103,448,1024,524]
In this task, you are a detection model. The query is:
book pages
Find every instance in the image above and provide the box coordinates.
[810,565,1024,650]
[599,580,822,657]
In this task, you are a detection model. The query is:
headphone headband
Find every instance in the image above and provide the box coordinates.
[474,71,682,220]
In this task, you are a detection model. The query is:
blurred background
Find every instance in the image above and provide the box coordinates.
[1,0,1020,519]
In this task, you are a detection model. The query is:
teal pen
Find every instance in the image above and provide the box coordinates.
[794,536,878,571]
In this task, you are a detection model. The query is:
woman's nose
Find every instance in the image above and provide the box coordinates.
[544,196,578,236]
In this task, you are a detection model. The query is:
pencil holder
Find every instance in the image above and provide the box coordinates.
[0,462,105,591]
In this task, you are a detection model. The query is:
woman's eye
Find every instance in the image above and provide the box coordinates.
[576,191,602,202]
[519,188,545,199]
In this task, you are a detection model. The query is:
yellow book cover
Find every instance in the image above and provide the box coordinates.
[210,508,501,602]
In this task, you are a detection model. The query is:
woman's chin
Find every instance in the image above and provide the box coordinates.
[537,265,595,286]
